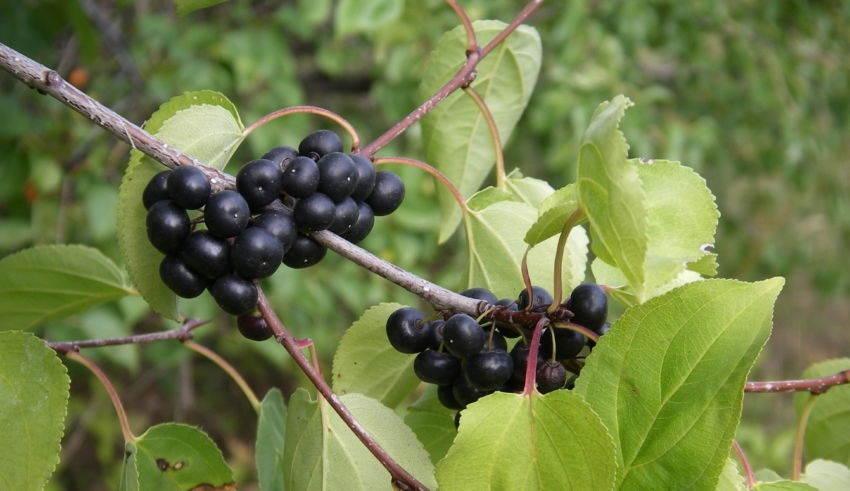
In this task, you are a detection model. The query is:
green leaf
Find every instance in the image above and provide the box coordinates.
[175,0,229,16]
[257,389,287,491]
[335,0,403,37]
[801,459,850,491]
[282,390,436,490]
[0,245,135,330]
[0,331,70,490]
[435,390,616,490]
[575,278,785,489]
[465,201,587,299]
[753,482,817,490]
[524,184,585,246]
[794,358,850,465]
[125,423,234,490]
[502,169,555,207]
[576,96,649,299]
[715,457,746,491]
[331,303,420,408]
[420,20,542,242]
[117,91,244,319]
[404,386,457,465]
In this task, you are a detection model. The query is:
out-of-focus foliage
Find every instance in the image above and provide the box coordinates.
[1,0,848,487]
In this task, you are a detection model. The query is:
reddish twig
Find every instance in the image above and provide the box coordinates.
[256,289,427,490]
[444,0,478,53]
[65,350,137,442]
[243,105,361,150]
[46,318,207,353]
[373,156,468,212]
[744,370,850,393]
[732,440,756,489]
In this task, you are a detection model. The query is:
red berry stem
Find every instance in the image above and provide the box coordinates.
[523,317,549,396]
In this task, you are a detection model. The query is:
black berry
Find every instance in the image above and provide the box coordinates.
[146,200,191,254]
[339,202,374,243]
[385,307,430,354]
[282,234,326,268]
[366,171,405,216]
[298,129,344,157]
[210,274,258,316]
[236,159,283,211]
[317,152,357,202]
[413,350,460,386]
[442,313,486,359]
[494,298,523,338]
[180,230,230,280]
[452,374,492,408]
[167,166,211,210]
[540,326,586,360]
[281,156,320,198]
[231,227,284,279]
[465,349,513,391]
[566,283,608,332]
[204,190,251,238]
[261,146,298,168]
[517,285,554,311]
[536,361,568,394]
[328,197,359,235]
[142,170,171,209]
[237,314,273,341]
[159,255,206,298]
[252,210,297,253]
[349,153,376,201]
[294,193,336,232]
[460,288,498,305]
[438,384,464,411]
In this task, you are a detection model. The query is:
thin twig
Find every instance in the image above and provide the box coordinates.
[46,318,206,353]
[744,370,850,393]
[256,289,428,491]
[462,86,506,187]
[183,340,261,412]
[65,350,137,442]
[793,395,819,480]
[374,156,468,212]
[732,440,756,489]
[444,0,478,53]
[243,105,361,150]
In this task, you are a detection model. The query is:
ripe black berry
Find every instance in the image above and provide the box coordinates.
[385,307,430,354]
[236,159,283,211]
[231,227,284,279]
[282,234,326,268]
[317,152,357,202]
[298,129,344,157]
[460,288,498,305]
[328,197,359,235]
[540,326,586,360]
[465,349,513,391]
[510,342,541,382]
[237,314,273,341]
[252,210,297,253]
[159,255,206,298]
[339,202,374,243]
[167,166,211,210]
[437,384,464,411]
[261,146,298,167]
[494,298,523,338]
[180,230,230,280]
[413,350,460,386]
[517,285,554,311]
[565,283,608,332]
[536,361,567,394]
[427,319,446,350]
[349,153,376,201]
[210,274,258,315]
[204,190,251,238]
[293,193,336,232]
[442,313,486,359]
[452,374,492,408]
[146,200,191,254]
[366,171,405,216]
[281,156,320,198]
[142,170,171,209]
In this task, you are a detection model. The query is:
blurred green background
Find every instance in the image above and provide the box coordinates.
[1,0,848,487]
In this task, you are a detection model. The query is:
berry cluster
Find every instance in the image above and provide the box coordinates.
[386,283,610,411]
[143,129,405,320]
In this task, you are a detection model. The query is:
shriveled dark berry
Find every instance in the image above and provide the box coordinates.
[565,283,608,332]
[180,230,230,280]
[413,350,460,386]
[281,156,320,198]
[210,274,258,316]
[282,234,326,269]
[349,153,376,201]
[261,146,298,168]
[536,361,568,394]
[146,200,191,254]
[339,202,374,243]
[385,307,430,354]
[252,210,297,253]
[328,197,359,235]
[465,349,513,391]
[236,159,283,211]
[442,313,486,359]
[237,314,273,341]
[517,285,554,311]
[298,129,343,157]
[317,152,357,202]
[366,171,405,216]
[293,193,335,232]
[231,227,284,279]
[167,166,210,210]
[204,190,251,238]
[142,170,171,209]
[159,255,206,298]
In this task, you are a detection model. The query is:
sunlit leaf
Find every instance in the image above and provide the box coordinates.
[576,278,784,489]
[420,21,542,242]
[335,0,403,36]
[0,331,70,491]
[0,245,134,330]
[435,390,616,490]
[524,184,585,246]
[801,459,850,491]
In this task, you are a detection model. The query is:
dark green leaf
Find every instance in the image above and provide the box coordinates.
[794,358,850,465]
[0,245,134,330]
[175,0,229,16]
[404,386,457,465]
[335,0,404,36]
[576,278,784,489]
[257,389,287,491]
[0,331,70,490]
